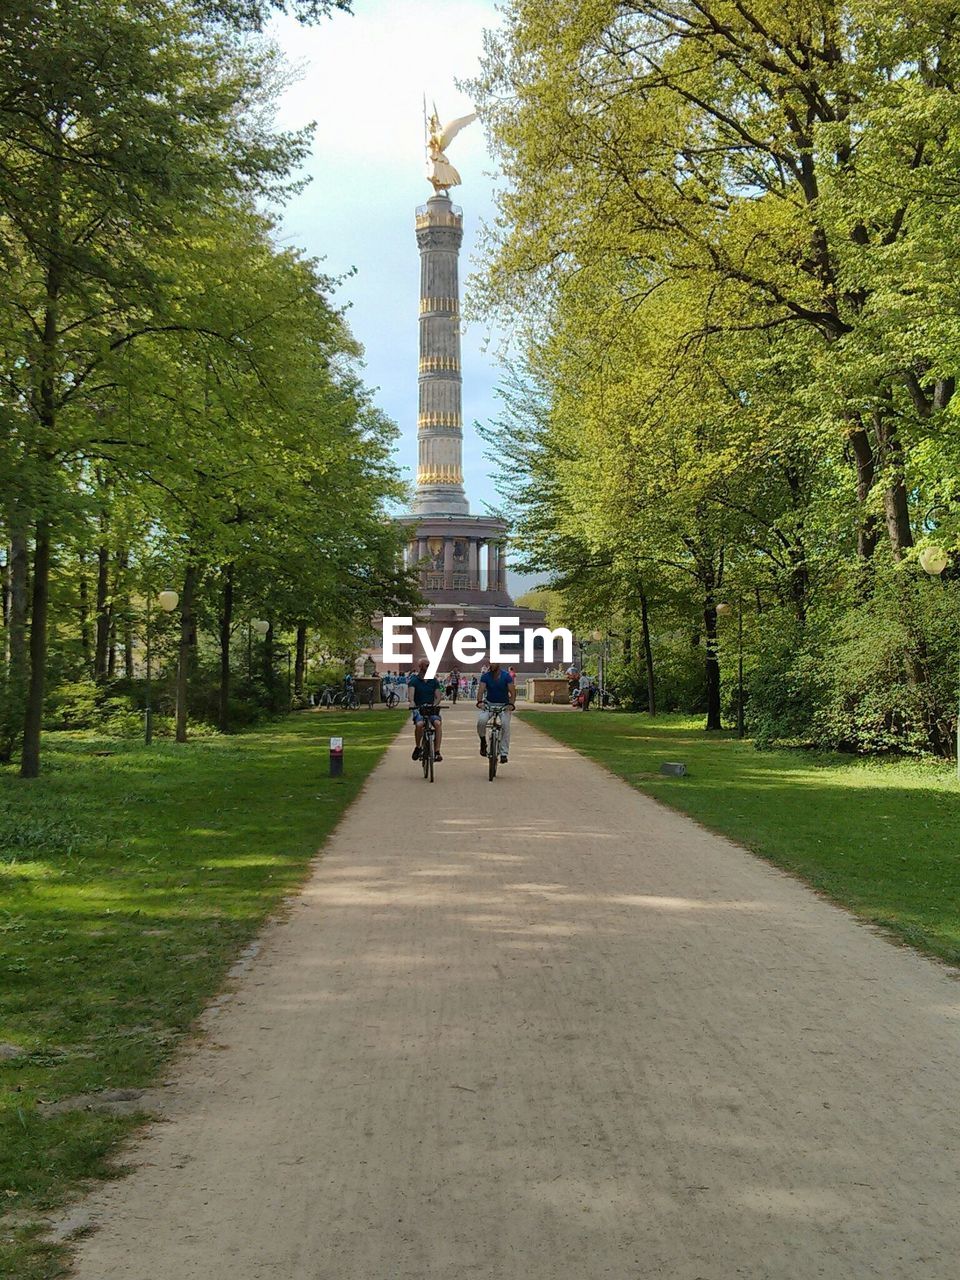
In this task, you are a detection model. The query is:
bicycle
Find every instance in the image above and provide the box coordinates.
[385,688,401,708]
[415,704,443,782]
[481,701,511,781]
[329,687,359,709]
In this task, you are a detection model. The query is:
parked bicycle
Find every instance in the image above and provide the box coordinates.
[384,688,401,708]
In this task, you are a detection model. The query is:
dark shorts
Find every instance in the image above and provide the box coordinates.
[411,707,441,724]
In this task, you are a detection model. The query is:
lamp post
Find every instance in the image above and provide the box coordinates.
[591,629,604,711]
[716,597,744,738]
[919,545,958,779]
[145,588,179,744]
[278,648,292,710]
[252,619,270,704]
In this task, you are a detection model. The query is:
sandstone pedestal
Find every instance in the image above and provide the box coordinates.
[526,678,571,704]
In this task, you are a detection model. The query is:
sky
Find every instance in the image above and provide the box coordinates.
[268,0,543,592]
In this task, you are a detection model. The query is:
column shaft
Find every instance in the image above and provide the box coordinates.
[487,542,498,592]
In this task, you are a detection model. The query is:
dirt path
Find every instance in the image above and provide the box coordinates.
[65,705,960,1278]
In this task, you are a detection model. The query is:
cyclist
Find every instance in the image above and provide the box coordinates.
[476,660,515,763]
[408,658,443,762]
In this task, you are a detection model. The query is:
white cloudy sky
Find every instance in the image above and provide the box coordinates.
[268,0,524,527]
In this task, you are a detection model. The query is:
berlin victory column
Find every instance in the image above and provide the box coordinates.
[391,105,549,674]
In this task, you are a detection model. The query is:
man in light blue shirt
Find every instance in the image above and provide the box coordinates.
[476,662,515,763]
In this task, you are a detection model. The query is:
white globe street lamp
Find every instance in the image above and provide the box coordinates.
[253,619,270,637]
[158,590,179,613]
[919,545,949,576]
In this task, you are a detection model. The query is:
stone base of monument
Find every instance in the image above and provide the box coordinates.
[354,677,380,705]
[526,678,571,704]
[659,761,687,777]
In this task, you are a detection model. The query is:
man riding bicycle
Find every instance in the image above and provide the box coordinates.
[476,661,515,763]
[408,658,443,762]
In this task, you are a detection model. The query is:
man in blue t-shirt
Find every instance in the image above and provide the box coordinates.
[476,662,515,763]
[407,658,443,762]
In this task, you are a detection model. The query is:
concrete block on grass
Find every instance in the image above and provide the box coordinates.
[659,761,687,777]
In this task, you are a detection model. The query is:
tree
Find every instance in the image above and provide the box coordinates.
[469,0,960,752]
[0,0,309,773]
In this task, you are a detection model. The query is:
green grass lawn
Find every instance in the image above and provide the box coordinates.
[520,710,960,967]
[0,710,404,1279]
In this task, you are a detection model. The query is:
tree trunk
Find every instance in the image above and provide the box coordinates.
[175,561,198,744]
[848,423,879,561]
[20,521,51,777]
[882,481,913,560]
[21,122,64,776]
[8,529,28,679]
[0,528,29,763]
[110,548,128,679]
[94,541,110,682]
[295,624,307,700]
[263,620,275,709]
[639,589,656,717]
[78,551,92,673]
[218,563,234,733]
[873,405,913,560]
[704,600,722,731]
[784,464,809,624]
[872,405,936,743]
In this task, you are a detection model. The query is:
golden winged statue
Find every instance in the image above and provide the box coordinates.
[425,105,477,192]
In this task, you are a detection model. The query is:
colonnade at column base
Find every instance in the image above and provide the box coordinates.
[389,511,551,674]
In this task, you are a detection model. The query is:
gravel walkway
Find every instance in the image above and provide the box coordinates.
[66,705,960,1278]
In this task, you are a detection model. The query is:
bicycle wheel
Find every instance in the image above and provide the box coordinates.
[488,725,499,781]
[422,733,433,781]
